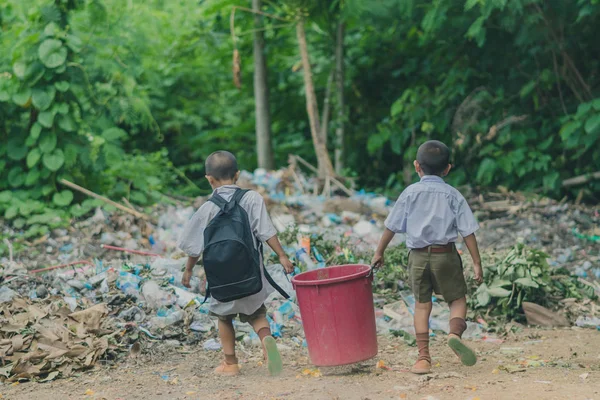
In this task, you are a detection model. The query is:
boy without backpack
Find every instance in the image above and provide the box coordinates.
[178,151,294,377]
[372,140,483,375]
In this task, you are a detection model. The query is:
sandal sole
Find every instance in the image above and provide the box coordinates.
[448,337,477,366]
[264,336,283,377]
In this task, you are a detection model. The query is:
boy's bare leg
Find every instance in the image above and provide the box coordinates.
[412,301,432,374]
[214,319,240,376]
[447,296,477,366]
[250,316,283,376]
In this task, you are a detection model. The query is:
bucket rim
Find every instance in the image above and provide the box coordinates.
[291,264,371,287]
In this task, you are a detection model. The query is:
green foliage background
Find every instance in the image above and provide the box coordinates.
[1,0,600,232]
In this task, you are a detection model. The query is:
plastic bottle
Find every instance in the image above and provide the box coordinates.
[296,248,316,271]
[141,280,175,309]
[116,271,143,296]
[148,309,185,329]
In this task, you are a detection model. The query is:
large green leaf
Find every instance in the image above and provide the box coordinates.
[53,190,74,206]
[559,120,581,140]
[5,205,19,220]
[476,158,497,185]
[7,139,28,161]
[58,114,76,132]
[27,149,42,168]
[38,111,55,128]
[55,81,70,92]
[584,114,600,134]
[515,277,539,288]
[30,123,42,140]
[39,133,58,153]
[475,284,491,307]
[102,127,127,141]
[42,149,65,171]
[13,61,26,79]
[25,169,41,186]
[12,88,31,106]
[487,287,512,297]
[8,168,25,188]
[0,191,12,203]
[38,39,67,68]
[32,87,56,111]
[66,34,83,53]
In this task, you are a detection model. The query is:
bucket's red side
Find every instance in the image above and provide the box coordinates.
[294,265,378,366]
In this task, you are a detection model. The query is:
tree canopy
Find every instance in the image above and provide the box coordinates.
[1,0,599,235]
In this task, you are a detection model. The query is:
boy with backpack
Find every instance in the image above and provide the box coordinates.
[178,151,294,377]
[372,140,483,375]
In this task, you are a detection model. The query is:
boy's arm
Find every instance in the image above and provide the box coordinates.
[463,234,483,283]
[182,256,200,288]
[266,235,294,273]
[371,228,396,268]
[372,191,408,268]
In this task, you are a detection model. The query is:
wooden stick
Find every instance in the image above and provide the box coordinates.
[29,260,94,274]
[59,179,152,221]
[562,171,600,187]
[329,175,355,197]
[101,244,162,257]
[289,166,306,195]
[293,155,319,175]
[293,155,355,196]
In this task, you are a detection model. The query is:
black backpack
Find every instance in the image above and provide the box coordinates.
[202,188,289,303]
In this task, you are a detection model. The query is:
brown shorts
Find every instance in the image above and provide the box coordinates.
[210,304,267,323]
[408,246,467,304]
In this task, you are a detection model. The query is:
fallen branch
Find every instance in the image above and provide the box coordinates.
[59,179,152,221]
[486,115,528,140]
[562,171,600,188]
[100,244,162,258]
[29,260,94,274]
[291,155,354,196]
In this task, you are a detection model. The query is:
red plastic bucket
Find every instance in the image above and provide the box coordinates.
[291,264,378,366]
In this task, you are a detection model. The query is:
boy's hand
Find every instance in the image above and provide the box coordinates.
[181,268,193,288]
[371,252,384,269]
[473,263,484,284]
[280,256,294,274]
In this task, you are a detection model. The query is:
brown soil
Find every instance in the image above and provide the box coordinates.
[2,328,599,400]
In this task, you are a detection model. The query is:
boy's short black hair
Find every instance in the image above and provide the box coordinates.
[205,151,238,180]
[416,140,450,176]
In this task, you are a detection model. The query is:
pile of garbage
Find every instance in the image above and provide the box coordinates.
[1,166,599,383]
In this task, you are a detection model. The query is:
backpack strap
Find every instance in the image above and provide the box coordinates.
[208,193,227,211]
[231,188,250,205]
[208,189,249,213]
[259,242,291,300]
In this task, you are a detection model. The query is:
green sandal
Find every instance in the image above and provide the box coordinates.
[263,336,283,377]
[448,337,477,367]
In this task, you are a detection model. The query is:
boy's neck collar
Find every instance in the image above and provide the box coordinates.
[420,175,444,183]
[213,184,240,191]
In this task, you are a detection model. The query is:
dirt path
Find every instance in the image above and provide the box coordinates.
[3,328,599,400]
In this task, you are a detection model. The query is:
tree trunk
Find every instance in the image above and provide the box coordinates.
[334,22,345,175]
[320,68,334,147]
[296,20,335,178]
[253,0,274,170]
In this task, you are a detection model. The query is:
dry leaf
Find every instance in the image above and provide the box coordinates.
[39,371,60,382]
[69,304,109,330]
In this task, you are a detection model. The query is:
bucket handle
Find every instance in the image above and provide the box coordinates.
[366,264,377,280]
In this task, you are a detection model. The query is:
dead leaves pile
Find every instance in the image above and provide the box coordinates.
[0,297,125,383]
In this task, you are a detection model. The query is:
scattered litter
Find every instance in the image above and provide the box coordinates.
[203,339,222,351]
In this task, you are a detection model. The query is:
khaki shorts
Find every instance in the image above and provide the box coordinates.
[210,304,267,323]
[408,246,467,304]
